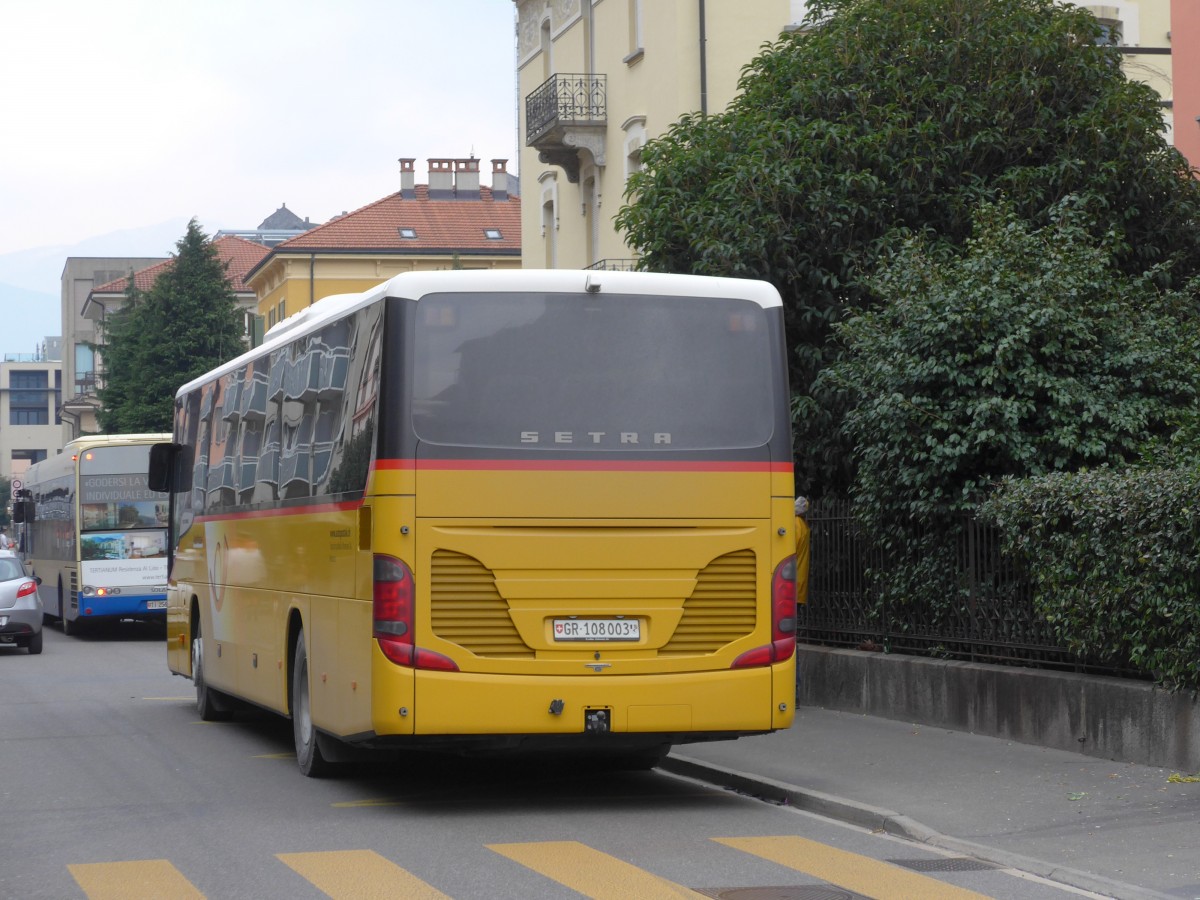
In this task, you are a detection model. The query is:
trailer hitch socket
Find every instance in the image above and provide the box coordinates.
[584,708,611,733]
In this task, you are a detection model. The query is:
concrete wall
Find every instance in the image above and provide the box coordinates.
[797,645,1200,772]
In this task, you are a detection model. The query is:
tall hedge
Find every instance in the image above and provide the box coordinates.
[981,467,1200,691]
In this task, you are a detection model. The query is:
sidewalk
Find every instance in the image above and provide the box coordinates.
[663,707,1200,900]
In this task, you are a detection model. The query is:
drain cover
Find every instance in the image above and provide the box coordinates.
[886,857,998,873]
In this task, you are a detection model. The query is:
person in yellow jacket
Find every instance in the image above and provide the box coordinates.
[794,496,810,606]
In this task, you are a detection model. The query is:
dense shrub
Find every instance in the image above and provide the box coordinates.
[981,467,1200,691]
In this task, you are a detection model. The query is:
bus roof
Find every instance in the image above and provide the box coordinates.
[177,269,783,398]
[64,433,173,451]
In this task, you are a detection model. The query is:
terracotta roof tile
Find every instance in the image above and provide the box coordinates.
[92,235,270,295]
[266,186,521,255]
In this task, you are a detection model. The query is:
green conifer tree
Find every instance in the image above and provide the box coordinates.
[98,219,245,432]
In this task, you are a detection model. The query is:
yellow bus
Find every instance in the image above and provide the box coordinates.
[19,433,172,635]
[150,269,797,776]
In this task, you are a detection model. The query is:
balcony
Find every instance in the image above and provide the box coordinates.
[585,259,640,272]
[525,73,607,183]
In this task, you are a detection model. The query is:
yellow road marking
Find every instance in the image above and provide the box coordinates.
[141,696,194,701]
[488,840,703,900]
[278,850,451,900]
[69,860,204,900]
[253,752,296,759]
[716,836,993,900]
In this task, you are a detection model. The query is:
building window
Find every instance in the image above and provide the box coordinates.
[623,115,648,181]
[11,409,49,425]
[75,344,95,392]
[1094,17,1122,45]
[627,0,643,59]
[399,227,418,239]
[9,370,51,425]
[10,371,47,390]
[484,228,503,240]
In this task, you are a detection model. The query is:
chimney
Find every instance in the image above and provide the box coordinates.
[399,158,416,198]
[491,159,509,200]
[454,157,481,199]
[428,158,454,198]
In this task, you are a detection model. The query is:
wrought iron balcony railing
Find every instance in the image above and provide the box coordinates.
[584,259,639,272]
[526,74,607,182]
[525,73,607,144]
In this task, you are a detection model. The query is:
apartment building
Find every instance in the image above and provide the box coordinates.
[1,356,63,480]
[59,239,269,438]
[515,0,1177,271]
[59,257,168,441]
[244,156,521,334]
[1170,0,1200,168]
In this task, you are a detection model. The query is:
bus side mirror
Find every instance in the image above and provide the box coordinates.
[149,443,181,493]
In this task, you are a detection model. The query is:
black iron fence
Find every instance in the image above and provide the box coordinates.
[801,499,1139,677]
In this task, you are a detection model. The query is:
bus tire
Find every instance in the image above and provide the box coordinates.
[292,630,334,778]
[193,622,232,722]
[58,580,73,636]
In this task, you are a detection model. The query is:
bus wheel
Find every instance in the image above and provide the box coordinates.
[192,623,232,722]
[292,630,333,778]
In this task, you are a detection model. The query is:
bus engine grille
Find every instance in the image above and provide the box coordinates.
[429,548,758,658]
[659,548,758,656]
[429,550,535,658]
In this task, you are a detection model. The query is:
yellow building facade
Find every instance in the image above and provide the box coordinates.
[516,0,1174,272]
[516,0,806,272]
[246,158,521,335]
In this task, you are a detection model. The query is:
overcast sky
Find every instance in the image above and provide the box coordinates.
[0,1,519,352]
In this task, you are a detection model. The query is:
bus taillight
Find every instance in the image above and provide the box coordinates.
[730,554,796,669]
[373,554,458,672]
[770,554,797,662]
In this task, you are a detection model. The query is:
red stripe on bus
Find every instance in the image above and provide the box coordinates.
[371,459,790,473]
[195,499,362,523]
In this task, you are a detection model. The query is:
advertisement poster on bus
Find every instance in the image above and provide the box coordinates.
[79,530,169,588]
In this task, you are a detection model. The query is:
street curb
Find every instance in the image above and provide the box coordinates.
[661,754,1175,900]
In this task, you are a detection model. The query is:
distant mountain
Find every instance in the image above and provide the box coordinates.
[0,218,191,359]
[0,281,60,358]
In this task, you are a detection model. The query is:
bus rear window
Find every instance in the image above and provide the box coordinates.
[412,292,776,451]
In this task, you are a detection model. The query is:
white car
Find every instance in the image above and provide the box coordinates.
[0,550,42,654]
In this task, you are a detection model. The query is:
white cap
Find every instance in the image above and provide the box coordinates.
[794,496,809,516]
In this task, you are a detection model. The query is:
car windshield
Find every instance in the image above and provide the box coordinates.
[0,557,25,580]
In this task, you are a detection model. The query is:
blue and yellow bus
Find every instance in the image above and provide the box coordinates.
[150,269,797,775]
[20,433,171,634]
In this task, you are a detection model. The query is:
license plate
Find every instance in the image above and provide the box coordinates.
[146,600,167,609]
[553,618,640,641]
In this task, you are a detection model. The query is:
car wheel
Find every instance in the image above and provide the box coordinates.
[292,630,333,778]
[192,622,232,722]
[27,630,43,655]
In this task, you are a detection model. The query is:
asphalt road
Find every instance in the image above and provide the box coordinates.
[1,623,1118,900]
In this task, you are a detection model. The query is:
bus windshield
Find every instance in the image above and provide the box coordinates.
[79,445,168,534]
[412,291,777,451]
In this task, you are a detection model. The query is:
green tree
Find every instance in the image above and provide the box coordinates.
[824,200,1200,535]
[615,0,1200,495]
[98,219,245,432]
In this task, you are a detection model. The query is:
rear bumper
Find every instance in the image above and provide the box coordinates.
[363,647,795,744]
[0,606,42,635]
